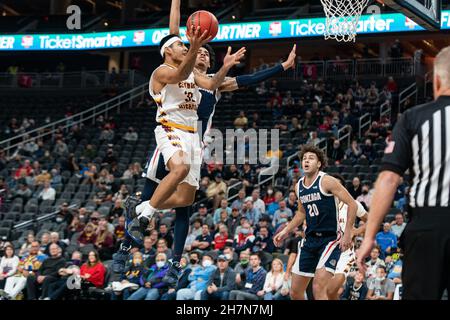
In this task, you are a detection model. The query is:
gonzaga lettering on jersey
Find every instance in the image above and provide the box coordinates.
[149,64,201,130]
[297,171,339,236]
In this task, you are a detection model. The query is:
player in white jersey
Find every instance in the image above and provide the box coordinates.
[327,173,368,300]
[135,2,246,231]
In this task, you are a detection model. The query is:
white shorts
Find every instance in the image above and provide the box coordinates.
[335,247,356,277]
[152,125,201,188]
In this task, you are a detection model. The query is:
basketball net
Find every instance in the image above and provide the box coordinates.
[320,0,371,42]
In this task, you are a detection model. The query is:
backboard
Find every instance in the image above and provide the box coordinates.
[381,0,441,30]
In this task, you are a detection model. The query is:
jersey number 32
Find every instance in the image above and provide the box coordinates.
[307,204,320,217]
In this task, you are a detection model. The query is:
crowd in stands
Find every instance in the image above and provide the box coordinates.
[0,69,411,300]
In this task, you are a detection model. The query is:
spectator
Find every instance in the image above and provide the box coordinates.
[67,216,85,241]
[267,191,283,217]
[55,202,74,225]
[345,140,362,163]
[375,223,398,257]
[231,189,246,211]
[286,191,298,214]
[206,173,227,210]
[77,223,98,247]
[3,241,47,300]
[191,224,213,252]
[241,199,261,226]
[45,251,82,300]
[44,232,67,257]
[26,243,65,300]
[350,177,362,199]
[128,253,170,300]
[356,184,372,209]
[123,127,138,142]
[390,213,407,239]
[386,76,398,93]
[82,144,97,161]
[230,253,266,300]
[227,207,241,237]
[121,164,134,180]
[80,250,106,289]
[140,236,156,263]
[99,124,114,142]
[37,180,55,202]
[328,139,345,164]
[14,159,33,179]
[233,221,256,254]
[95,218,114,260]
[263,187,276,205]
[176,253,216,300]
[249,189,266,214]
[233,111,248,129]
[367,266,395,300]
[190,204,214,228]
[53,139,69,157]
[156,223,172,248]
[341,271,368,300]
[18,233,35,257]
[155,239,172,261]
[272,201,293,229]
[201,254,235,300]
[0,245,19,290]
[365,247,386,279]
[12,182,32,203]
[39,233,51,253]
[212,224,233,251]
[262,258,285,300]
[102,148,117,167]
[160,256,191,301]
[110,199,124,221]
[185,219,203,252]
[112,251,145,300]
[213,199,231,225]
[361,138,376,162]
[253,226,275,254]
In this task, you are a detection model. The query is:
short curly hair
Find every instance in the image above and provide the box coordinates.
[299,144,328,170]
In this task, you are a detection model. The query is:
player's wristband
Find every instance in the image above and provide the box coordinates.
[236,63,284,87]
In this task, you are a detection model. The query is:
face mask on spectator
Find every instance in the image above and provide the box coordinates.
[240,259,249,267]
[224,253,232,260]
[376,276,385,282]
[72,259,81,266]
[156,261,166,268]
[362,189,369,195]
[190,258,198,265]
[203,259,213,268]
[56,217,64,223]
[241,228,249,235]
[267,190,273,195]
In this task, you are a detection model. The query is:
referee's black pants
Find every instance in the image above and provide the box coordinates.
[402,209,450,300]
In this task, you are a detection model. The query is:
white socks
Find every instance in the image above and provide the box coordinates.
[136,201,157,220]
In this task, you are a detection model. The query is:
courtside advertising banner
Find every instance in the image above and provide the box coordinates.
[0,11,449,51]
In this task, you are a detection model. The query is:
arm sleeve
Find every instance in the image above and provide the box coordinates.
[236,64,284,87]
[380,112,413,175]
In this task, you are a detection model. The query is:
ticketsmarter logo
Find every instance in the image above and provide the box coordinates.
[21,36,33,48]
[269,22,282,36]
[133,31,145,44]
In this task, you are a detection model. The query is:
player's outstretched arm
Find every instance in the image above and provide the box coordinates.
[322,175,357,251]
[154,29,211,86]
[219,44,297,93]
[194,46,246,91]
[169,0,181,35]
[356,170,401,272]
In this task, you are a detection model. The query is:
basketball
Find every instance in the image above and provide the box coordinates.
[186,10,219,41]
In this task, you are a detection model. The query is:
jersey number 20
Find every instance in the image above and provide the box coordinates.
[307,204,319,217]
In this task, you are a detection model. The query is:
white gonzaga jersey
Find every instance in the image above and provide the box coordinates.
[149,64,201,130]
[338,201,367,233]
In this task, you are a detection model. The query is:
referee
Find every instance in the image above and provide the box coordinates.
[357,46,450,300]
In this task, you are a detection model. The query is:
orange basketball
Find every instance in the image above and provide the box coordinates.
[186,10,219,41]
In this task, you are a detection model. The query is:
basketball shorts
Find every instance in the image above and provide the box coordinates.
[335,246,356,277]
[145,125,201,189]
[292,234,342,277]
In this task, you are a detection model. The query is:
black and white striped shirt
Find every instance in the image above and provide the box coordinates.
[381,96,450,208]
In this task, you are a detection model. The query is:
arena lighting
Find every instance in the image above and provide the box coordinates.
[0,10,449,51]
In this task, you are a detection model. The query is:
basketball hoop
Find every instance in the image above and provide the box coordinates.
[320,0,371,42]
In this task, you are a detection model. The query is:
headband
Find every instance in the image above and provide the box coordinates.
[160,36,182,57]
